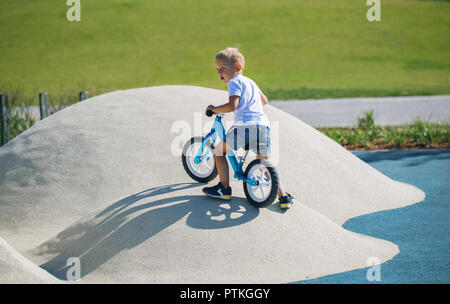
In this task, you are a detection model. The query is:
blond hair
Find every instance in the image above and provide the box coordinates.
[215,47,245,71]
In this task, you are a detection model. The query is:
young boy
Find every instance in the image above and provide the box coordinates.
[202,47,294,209]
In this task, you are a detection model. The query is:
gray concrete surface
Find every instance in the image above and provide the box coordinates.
[0,86,425,283]
[270,95,450,127]
[0,237,60,283]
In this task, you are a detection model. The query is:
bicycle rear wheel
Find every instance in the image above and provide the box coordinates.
[243,159,279,208]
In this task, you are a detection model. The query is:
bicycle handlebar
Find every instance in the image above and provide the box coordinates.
[206,109,225,117]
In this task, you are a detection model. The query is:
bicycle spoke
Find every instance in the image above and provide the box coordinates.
[258,168,264,180]
[203,161,211,171]
[259,184,265,198]
[194,163,202,174]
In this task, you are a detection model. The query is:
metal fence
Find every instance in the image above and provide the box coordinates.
[0,90,89,146]
[0,93,10,146]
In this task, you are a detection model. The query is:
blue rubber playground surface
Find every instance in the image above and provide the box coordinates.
[295,149,450,284]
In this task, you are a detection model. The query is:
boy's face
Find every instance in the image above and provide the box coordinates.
[215,59,239,83]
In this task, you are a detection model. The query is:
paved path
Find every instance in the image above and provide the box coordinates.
[270,95,450,127]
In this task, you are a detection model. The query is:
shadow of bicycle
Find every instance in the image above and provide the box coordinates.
[33,182,260,280]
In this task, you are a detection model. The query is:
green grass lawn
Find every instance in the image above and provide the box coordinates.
[0,0,449,103]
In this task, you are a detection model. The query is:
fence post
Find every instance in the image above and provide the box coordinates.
[0,93,4,146]
[4,93,9,142]
[39,93,43,119]
[39,92,49,120]
[79,90,88,101]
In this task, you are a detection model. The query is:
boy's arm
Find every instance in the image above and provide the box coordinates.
[260,92,268,105]
[208,96,240,113]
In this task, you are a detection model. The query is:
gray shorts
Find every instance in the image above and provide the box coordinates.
[225,125,271,156]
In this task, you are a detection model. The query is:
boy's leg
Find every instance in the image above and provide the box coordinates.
[255,155,288,199]
[202,141,233,200]
[214,141,233,189]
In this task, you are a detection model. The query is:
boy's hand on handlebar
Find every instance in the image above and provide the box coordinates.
[205,105,216,115]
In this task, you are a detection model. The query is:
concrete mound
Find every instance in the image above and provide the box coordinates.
[0,86,425,283]
[0,237,60,283]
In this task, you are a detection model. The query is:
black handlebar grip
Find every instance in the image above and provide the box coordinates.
[206,109,214,117]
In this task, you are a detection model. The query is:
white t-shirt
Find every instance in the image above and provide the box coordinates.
[228,74,270,127]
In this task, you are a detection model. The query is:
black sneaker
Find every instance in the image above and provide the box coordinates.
[202,182,232,200]
[279,193,294,209]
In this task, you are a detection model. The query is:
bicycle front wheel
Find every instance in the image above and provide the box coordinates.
[182,136,218,183]
[243,159,279,208]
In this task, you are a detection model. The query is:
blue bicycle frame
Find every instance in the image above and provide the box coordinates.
[193,114,258,186]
